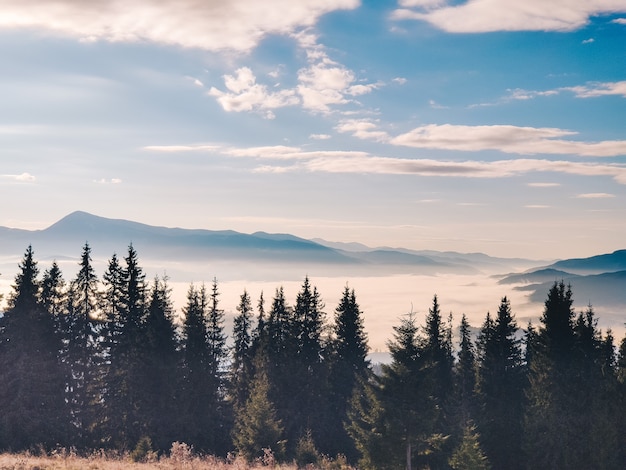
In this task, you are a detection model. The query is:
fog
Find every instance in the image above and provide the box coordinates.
[1,256,623,353]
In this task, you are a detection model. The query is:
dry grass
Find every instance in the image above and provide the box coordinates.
[0,444,354,470]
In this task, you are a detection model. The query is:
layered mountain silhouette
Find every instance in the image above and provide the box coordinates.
[0,211,539,278]
[498,251,626,307]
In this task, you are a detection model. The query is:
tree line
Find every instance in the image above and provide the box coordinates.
[0,243,624,469]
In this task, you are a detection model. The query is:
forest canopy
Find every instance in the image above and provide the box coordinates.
[0,244,624,470]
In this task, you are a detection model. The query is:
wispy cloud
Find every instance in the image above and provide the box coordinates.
[309,133,331,140]
[141,140,626,183]
[1,172,36,182]
[473,80,626,108]
[94,178,122,184]
[0,0,359,52]
[392,0,626,33]
[525,205,551,209]
[389,124,626,157]
[582,37,595,44]
[563,81,626,98]
[575,192,615,198]
[527,182,561,187]
[335,120,626,158]
[143,145,220,152]
[611,18,626,24]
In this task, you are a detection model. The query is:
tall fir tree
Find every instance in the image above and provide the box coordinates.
[475,297,524,470]
[230,289,255,410]
[0,246,69,450]
[291,277,328,453]
[64,244,101,447]
[206,278,230,453]
[101,245,148,448]
[522,282,624,469]
[454,314,476,430]
[140,276,180,450]
[378,311,435,470]
[419,295,454,469]
[232,363,285,461]
[328,286,370,460]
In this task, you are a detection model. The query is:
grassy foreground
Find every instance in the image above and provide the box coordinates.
[0,444,354,470]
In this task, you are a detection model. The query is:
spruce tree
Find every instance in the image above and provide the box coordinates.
[0,246,69,450]
[328,286,370,460]
[291,277,327,453]
[232,363,285,461]
[419,295,454,469]
[522,282,621,469]
[454,314,476,428]
[230,289,255,410]
[206,278,229,453]
[377,311,435,470]
[101,245,148,448]
[40,260,67,317]
[475,297,524,470]
[140,276,180,450]
[64,243,101,447]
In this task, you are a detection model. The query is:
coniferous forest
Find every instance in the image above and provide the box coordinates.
[0,243,625,470]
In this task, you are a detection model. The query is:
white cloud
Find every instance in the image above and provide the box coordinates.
[208,67,300,118]
[527,182,561,187]
[496,81,626,105]
[309,133,332,140]
[525,205,551,209]
[335,119,390,142]
[94,178,122,184]
[392,0,626,33]
[0,0,359,52]
[2,172,36,182]
[582,37,595,44]
[143,144,220,152]
[392,77,408,85]
[575,192,615,198]
[389,124,626,157]
[142,141,626,183]
[297,61,356,112]
[564,80,626,98]
[611,18,626,24]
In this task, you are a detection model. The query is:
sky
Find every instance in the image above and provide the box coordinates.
[1,0,626,260]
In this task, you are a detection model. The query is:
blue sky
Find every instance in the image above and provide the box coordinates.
[1,0,626,259]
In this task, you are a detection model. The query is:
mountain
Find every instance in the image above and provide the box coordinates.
[494,250,626,311]
[0,211,349,264]
[0,211,533,278]
[498,268,579,285]
[517,270,626,306]
[545,249,626,274]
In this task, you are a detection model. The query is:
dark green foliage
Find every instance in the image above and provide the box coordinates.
[346,376,391,470]
[295,429,321,468]
[448,424,490,470]
[1,245,624,468]
[475,297,524,470]
[327,286,370,459]
[232,365,285,461]
[62,244,101,447]
[130,436,154,462]
[454,314,476,427]
[230,289,255,410]
[524,283,622,469]
[0,246,70,450]
[140,276,180,450]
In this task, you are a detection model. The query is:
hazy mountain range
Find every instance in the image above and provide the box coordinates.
[0,211,540,277]
[0,211,624,310]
